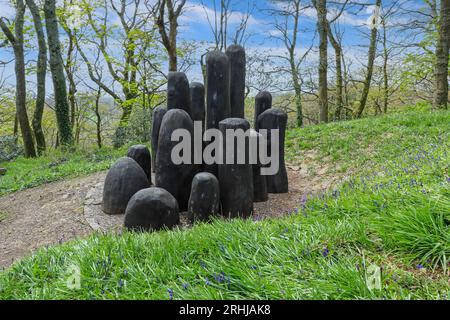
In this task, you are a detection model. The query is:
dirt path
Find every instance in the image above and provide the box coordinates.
[0,172,106,268]
[0,165,340,269]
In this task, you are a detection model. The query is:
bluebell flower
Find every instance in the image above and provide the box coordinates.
[332,190,340,199]
[167,289,173,300]
[300,195,308,208]
[214,272,227,283]
[322,247,329,258]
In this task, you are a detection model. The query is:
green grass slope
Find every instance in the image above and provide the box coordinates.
[0,145,132,196]
[0,110,449,300]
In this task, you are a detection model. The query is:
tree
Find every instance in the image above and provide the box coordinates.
[378,1,401,114]
[0,0,37,157]
[355,0,382,118]
[60,0,79,132]
[26,0,47,154]
[70,0,165,146]
[198,0,255,85]
[268,0,311,127]
[44,0,73,146]
[434,0,450,109]
[326,1,349,120]
[152,0,187,71]
[314,0,329,123]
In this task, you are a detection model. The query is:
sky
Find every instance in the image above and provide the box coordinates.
[0,0,427,90]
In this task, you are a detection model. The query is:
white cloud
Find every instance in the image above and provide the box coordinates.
[181,1,261,28]
[0,1,15,19]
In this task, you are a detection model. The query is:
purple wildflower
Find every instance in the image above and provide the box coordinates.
[300,195,308,208]
[214,272,227,283]
[322,247,330,258]
[253,215,263,221]
[332,190,340,199]
[167,289,173,300]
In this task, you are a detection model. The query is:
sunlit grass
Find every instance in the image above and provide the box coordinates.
[0,144,139,196]
[0,110,449,300]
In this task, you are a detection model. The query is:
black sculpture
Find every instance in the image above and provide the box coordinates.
[151,106,167,173]
[205,51,231,130]
[226,45,246,118]
[254,91,272,129]
[155,109,196,211]
[124,187,179,232]
[102,157,150,215]
[190,82,205,129]
[188,172,220,223]
[218,118,254,218]
[251,132,268,202]
[127,145,152,184]
[257,108,288,194]
[167,71,191,115]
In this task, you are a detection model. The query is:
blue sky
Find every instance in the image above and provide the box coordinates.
[0,0,427,88]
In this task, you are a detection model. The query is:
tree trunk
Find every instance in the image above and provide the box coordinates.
[316,0,329,123]
[0,0,37,158]
[382,18,389,113]
[13,112,18,136]
[66,31,77,130]
[355,0,381,118]
[433,0,450,109]
[294,86,303,127]
[155,0,186,72]
[44,0,73,146]
[27,0,47,155]
[95,88,102,149]
[287,0,303,127]
[168,19,178,71]
[327,22,343,120]
[290,48,303,128]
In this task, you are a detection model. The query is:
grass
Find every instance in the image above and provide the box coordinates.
[285,109,450,175]
[0,144,139,196]
[0,211,6,222]
[0,110,449,300]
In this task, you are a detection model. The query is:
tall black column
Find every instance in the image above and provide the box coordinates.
[190,82,205,129]
[167,71,191,115]
[251,131,268,202]
[254,91,272,129]
[226,45,246,118]
[155,109,196,211]
[218,118,253,218]
[206,51,231,129]
[257,108,288,194]
[151,106,167,173]
[205,51,231,177]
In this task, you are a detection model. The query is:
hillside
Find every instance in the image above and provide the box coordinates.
[0,110,449,300]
